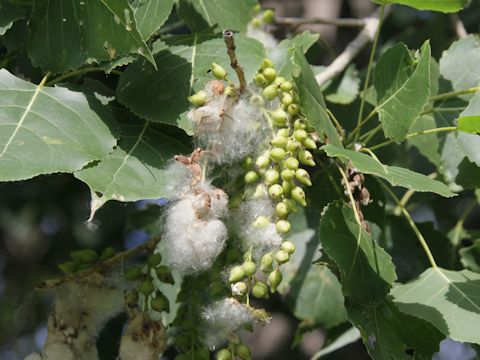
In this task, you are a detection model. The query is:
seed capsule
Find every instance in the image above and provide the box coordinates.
[147,253,162,267]
[265,169,280,185]
[291,186,307,206]
[253,184,267,198]
[212,62,227,79]
[255,73,267,86]
[275,201,289,218]
[285,157,299,170]
[250,17,262,28]
[293,129,308,142]
[295,168,312,186]
[217,349,232,360]
[298,150,316,166]
[270,147,286,162]
[281,169,295,181]
[261,58,274,70]
[281,93,293,106]
[282,181,294,195]
[244,171,259,184]
[243,261,257,275]
[229,266,246,283]
[255,155,270,169]
[280,81,293,92]
[252,281,269,298]
[260,253,274,272]
[285,140,300,153]
[276,219,291,234]
[271,136,287,148]
[188,90,207,106]
[263,67,277,82]
[269,269,283,292]
[271,109,288,126]
[151,293,170,312]
[231,281,248,296]
[268,184,283,200]
[274,76,285,87]
[303,137,317,150]
[156,265,175,284]
[241,156,253,169]
[275,250,290,264]
[281,241,296,254]
[294,119,306,130]
[288,103,300,115]
[263,9,275,23]
[139,280,154,295]
[262,84,278,100]
[276,128,289,138]
[252,215,269,227]
[237,343,252,360]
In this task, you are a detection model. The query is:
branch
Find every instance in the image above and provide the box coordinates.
[275,16,366,29]
[37,236,161,290]
[315,6,390,86]
[223,30,247,92]
[450,14,467,39]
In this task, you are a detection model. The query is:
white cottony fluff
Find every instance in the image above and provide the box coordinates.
[163,160,195,199]
[235,198,282,258]
[189,92,270,164]
[247,25,279,51]
[201,298,253,348]
[160,181,229,274]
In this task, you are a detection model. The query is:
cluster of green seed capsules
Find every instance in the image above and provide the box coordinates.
[124,252,173,313]
[215,342,252,360]
[229,58,317,299]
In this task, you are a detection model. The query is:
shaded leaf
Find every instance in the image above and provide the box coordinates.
[391,267,480,344]
[459,239,480,272]
[322,144,455,197]
[439,35,480,100]
[28,0,155,73]
[291,46,343,147]
[457,92,480,134]
[311,327,361,359]
[117,34,265,134]
[347,300,444,360]
[373,0,467,12]
[319,201,397,304]
[176,0,257,32]
[407,115,442,166]
[374,41,431,141]
[325,64,360,105]
[0,69,117,181]
[130,0,175,40]
[0,0,24,36]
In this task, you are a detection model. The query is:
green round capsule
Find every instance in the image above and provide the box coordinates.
[286,139,302,153]
[280,81,293,92]
[293,129,308,142]
[275,250,290,264]
[270,147,286,162]
[288,103,300,115]
[281,241,296,254]
[188,90,207,106]
[262,84,278,100]
[250,17,262,28]
[255,73,267,86]
[156,265,175,285]
[252,215,270,228]
[147,253,162,267]
[255,155,270,169]
[265,169,280,185]
[298,150,316,166]
[217,349,232,360]
[229,265,246,283]
[275,201,290,218]
[231,281,248,296]
[281,93,293,106]
[263,67,277,82]
[263,9,275,23]
[295,168,312,186]
[285,157,299,170]
[276,219,291,234]
[244,171,259,184]
[282,180,294,195]
[151,293,170,312]
[139,280,155,295]
[269,268,283,292]
[212,62,227,79]
[268,184,284,200]
[237,343,252,360]
[260,253,274,272]
[271,109,288,126]
[271,135,287,148]
[243,261,257,276]
[276,128,289,138]
[261,58,274,70]
[252,281,269,298]
[291,186,307,206]
[294,119,306,130]
[241,156,253,169]
[281,169,295,182]
[303,137,317,150]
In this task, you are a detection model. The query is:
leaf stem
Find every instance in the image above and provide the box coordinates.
[37,236,161,289]
[46,67,119,86]
[393,173,438,216]
[380,181,438,268]
[354,4,385,143]
[368,126,456,151]
[430,86,480,102]
[337,166,362,226]
[326,108,345,140]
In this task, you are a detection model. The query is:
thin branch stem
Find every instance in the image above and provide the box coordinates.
[451,200,477,247]
[223,30,247,92]
[354,5,386,143]
[46,67,113,86]
[37,236,161,289]
[393,173,437,216]
[430,87,480,102]
[359,123,382,146]
[276,16,367,28]
[326,108,345,140]
[348,109,377,141]
[369,126,456,151]
[337,166,362,226]
[380,181,438,268]
[450,13,468,39]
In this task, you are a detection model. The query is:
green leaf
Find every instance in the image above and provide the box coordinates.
[439,35,480,99]
[391,267,480,344]
[129,0,175,40]
[324,65,360,105]
[75,116,189,214]
[319,201,397,304]
[291,46,343,148]
[311,327,360,359]
[0,69,117,182]
[117,34,265,134]
[322,144,456,197]
[347,300,444,360]
[373,0,467,12]
[457,92,480,134]
[374,41,431,141]
[459,239,480,273]
[0,0,24,36]
[176,0,257,32]
[28,0,155,73]
[270,31,319,78]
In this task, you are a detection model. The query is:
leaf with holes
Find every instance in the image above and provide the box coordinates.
[291,46,343,147]
[74,116,189,217]
[117,34,265,134]
[0,69,117,182]
[319,201,397,304]
[374,41,431,141]
[391,267,480,344]
[129,0,175,40]
[322,144,455,197]
[28,0,155,73]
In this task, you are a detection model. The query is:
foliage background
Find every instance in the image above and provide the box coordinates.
[1,0,480,359]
